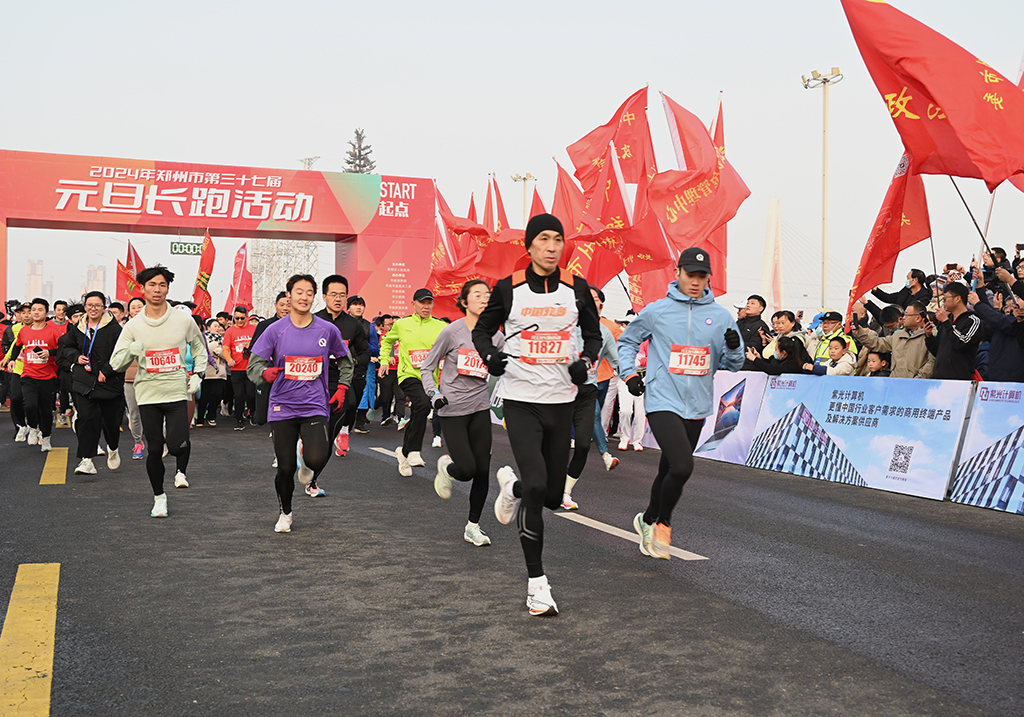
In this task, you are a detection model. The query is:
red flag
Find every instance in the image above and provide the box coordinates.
[116,260,139,303]
[552,160,586,238]
[705,100,729,292]
[1011,74,1024,194]
[467,195,478,223]
[617,131,676,277]
[564,241,624,290]
[126,242,146,284]
[580,143,633,236]
[192,230,216,319]
[530,187,546,218]
[482,180,495,233]
[224,243,253,314]
[846,153,931,321]
[491,177,512,232]
[647,93,750,253]
[842,0,1024,191]
[567,87,655,193]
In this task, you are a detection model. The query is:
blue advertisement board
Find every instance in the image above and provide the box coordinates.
[951,383,1024,514]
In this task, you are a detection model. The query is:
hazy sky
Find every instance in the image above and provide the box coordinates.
[3,0,1024,316]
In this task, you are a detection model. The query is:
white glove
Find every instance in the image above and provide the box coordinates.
[187,374,202,395]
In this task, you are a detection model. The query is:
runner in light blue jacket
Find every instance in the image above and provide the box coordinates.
[617,247,744,560]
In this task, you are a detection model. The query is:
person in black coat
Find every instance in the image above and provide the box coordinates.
[745,336,813,376]
[871,268,932,309]
[58,292,125,474]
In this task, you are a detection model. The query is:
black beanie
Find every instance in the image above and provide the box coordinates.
[524,213,564,250]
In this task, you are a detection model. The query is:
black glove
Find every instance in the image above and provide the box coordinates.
[724,328,741,350]
[568,358,591,386]
[432,393,449,410]
[485,351,508,376]
[626,374,645,396]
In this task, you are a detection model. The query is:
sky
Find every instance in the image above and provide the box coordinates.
[3,0,1024,317]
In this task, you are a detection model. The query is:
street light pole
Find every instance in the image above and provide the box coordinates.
[802,67,843,310]
[511,173,534,227]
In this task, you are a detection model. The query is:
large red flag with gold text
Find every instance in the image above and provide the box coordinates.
[842,0,1024,190]
[116,241,146,301]
[191,230,216,319]
[647,93,750,255]
[846,153,931,321]
[552,160,586,238]
[705,100,729,291]
[567,87,656,194]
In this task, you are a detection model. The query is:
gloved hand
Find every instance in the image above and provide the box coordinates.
[432,393,449,410]
[568,358,591,386]
[187,373,202,395]
[626,374,645,396]
[485,351,508,376]
[129,341,145,358]
[329,385,348,412]
[262,367,283,383]
[724,328,741,350]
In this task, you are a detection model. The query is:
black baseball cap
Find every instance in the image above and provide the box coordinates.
[677,247,712,274]
[413,288,434,302]
[821,311,843,322]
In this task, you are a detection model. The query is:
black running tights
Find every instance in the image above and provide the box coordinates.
[139,401,191,495]
[502,399,574,578]
[567,383,598,480]
[271,415,330,515]
[440,410,492,524]
[642,412,706,527]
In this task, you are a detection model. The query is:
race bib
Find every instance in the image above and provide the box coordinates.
[456,347,488,378]
[234,337,250,354]
[284,356,323,381]
[408,349,430,369]
[25,347,46,364]
[145,348,183,373]
[669,345,710,376]
[521,330,571,365]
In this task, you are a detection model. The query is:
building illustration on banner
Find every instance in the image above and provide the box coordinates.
[951,424,1024,514]
[746,402,866,486]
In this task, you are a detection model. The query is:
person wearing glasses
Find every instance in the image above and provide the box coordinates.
[223,305,256,430]
[850,300,935,379]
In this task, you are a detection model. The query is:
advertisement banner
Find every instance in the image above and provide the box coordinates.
[692,371,769,465]
[746,375,972,500]
[951,383,1024,514]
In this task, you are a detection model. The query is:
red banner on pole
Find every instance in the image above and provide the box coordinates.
[192,230,216,319]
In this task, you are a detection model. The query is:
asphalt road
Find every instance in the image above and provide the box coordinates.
[1,415,1021,716]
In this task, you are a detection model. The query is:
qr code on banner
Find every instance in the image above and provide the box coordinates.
[889,444,914,474]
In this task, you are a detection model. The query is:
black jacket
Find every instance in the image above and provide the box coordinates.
[924,311,983,380]
[737,314,770,370]
[871,284,931,309]
[57,312,124,399]
[314,309,370,382]
[748,354,807,376]
[971,292,1024,382]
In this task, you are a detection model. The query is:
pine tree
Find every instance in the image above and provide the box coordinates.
[344,128,376,174]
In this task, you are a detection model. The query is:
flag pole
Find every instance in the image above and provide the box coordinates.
[950,177,1021,307]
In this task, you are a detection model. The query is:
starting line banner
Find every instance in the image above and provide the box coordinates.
[745,375,973,501]
[951,383,1024,514]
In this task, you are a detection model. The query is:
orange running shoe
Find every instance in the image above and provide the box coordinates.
[650,523,672,560]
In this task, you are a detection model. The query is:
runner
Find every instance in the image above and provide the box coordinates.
[562,285,620,510]
[122,297,146,459]
[59,291,125,475]
[314,275,369,458]
[1,298,67,451]
[52,300,73,427]
[247,274,353,533]
[110,266,208,517]
[472,213,602,616]
[2,303,30,441]
[378,288,446,477]
[420,279,504,547]
[619,248,744,559]
[223,305,256,430]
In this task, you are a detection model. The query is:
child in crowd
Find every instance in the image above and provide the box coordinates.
[864,350,892,377]
[803,336,856,376]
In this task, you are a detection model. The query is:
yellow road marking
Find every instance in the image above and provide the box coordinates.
[39,449,67,486]
[0,563,61,716]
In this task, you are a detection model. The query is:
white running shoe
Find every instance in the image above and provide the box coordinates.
[107,448,121,471]
[14,426,28,442]
[274,512,293,533]
[96,446,105,456]
[74,458,97,475]
[526,581,559,616]
[40,436,52,452]
[272,458,278,468]
[151,494,168,518]
[431,436,442,448]
[633,512,653,557]
[464,522,491,546]
[602,452,620,470]
[494,466,520,525]
[27,428,40,446]
[561,493,578,510]
[396,447,413,477]
[397,417,410,431]
[434,455,454,499]
[174,471,189,489]
[407,451,426,467]
[633,443,644,452]
[617,440,628,451]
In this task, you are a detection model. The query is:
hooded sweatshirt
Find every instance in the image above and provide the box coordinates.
[617,282,744,420]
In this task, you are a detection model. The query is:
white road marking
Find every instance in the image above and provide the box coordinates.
[369,447,707,560]
[555,512,709,561]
